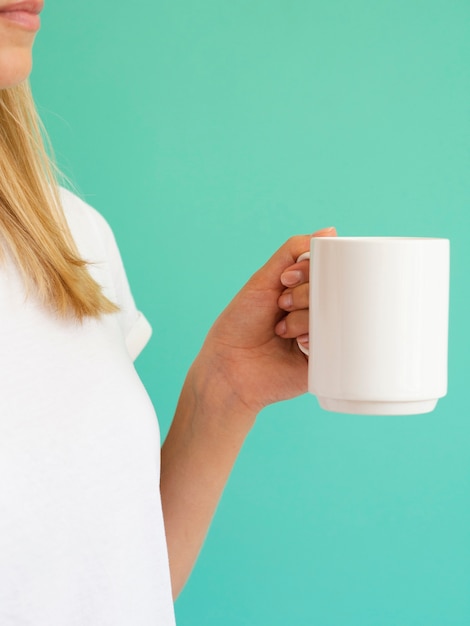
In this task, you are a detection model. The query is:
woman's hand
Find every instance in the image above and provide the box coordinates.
[191,226,337,423]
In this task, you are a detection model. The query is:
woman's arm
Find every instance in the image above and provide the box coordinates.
[160,228,335,598]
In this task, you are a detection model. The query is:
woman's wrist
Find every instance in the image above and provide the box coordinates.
[185,347,258,441]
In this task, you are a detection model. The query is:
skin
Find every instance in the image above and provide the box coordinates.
[0,2,40,88]
[1,2,337,600]
[161,229,336,596]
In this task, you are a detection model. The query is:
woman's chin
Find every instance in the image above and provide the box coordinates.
[0,48,33,89]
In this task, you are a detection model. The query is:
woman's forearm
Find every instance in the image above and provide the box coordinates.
[160,356,256,599]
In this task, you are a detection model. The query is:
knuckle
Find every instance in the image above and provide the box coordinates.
[285,309,309,336]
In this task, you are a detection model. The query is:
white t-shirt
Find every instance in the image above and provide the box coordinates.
[0,188,176,625]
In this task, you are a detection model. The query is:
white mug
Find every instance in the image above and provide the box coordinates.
[297,237,450,415]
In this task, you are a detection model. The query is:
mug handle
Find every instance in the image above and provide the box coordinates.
[294,251,310,356]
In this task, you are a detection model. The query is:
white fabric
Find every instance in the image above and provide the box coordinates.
[0,188,176,625]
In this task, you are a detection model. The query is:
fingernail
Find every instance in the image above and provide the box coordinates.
[278,292,293,309]
[297,333,309,346]
[313,226,336,236]
[275,319,287,336]
[280,270,303,287]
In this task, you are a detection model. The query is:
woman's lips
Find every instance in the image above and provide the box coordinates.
[0,1,43,31]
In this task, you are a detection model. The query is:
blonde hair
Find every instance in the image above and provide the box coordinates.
[0,81,117,319]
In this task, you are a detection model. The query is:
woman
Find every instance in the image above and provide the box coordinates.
[0,2,336,624]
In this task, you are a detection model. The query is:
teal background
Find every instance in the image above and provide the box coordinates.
[32,1,469,624]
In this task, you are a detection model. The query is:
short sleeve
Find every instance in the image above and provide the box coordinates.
[99,225,152,361]
[59,187,152,361]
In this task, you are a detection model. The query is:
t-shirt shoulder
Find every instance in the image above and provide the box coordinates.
[58,186,152,361]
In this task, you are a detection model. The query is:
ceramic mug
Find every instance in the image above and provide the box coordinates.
[297,237,450,415]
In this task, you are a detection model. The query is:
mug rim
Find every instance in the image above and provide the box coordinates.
[312,236,449,242]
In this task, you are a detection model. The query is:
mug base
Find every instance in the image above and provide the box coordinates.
[317,397,438,415]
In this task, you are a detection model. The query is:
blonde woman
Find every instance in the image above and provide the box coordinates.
[0,2,336,624]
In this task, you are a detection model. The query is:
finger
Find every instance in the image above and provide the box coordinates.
[297,333,309,351]
[274,309,309,339]
[250,227,337,294]
[280,226,337,287]
[313,226,337,238]
[278,283,309,311]
[279,260,310,288]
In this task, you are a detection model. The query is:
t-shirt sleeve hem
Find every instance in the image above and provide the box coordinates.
[125,312,153,361]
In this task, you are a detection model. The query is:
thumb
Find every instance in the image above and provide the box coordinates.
[312,226,337,238]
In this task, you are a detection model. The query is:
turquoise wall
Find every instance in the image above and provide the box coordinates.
[32,1,469,624]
